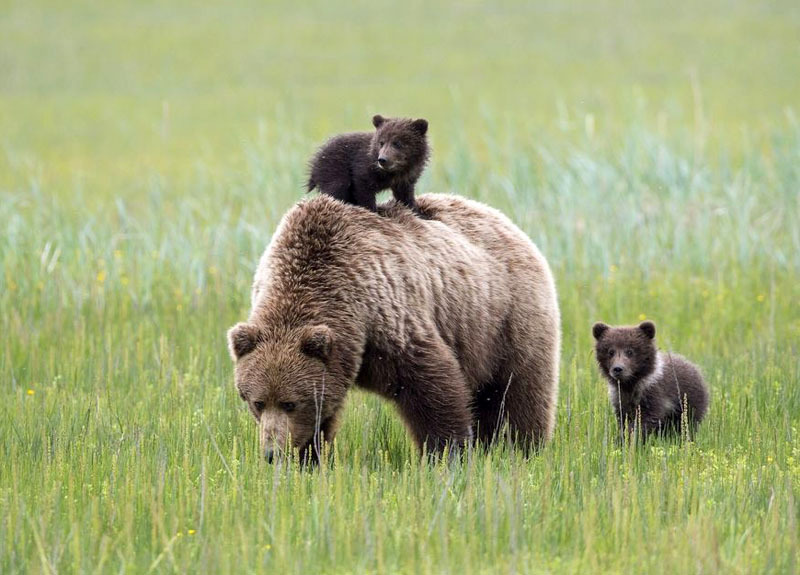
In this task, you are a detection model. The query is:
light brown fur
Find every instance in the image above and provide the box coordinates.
[228,194,560,461]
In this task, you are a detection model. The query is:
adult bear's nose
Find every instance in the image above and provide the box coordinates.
[378,156,388,166]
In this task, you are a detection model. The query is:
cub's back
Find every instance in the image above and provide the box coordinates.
[655,352,710,422]
[309,132,372,175]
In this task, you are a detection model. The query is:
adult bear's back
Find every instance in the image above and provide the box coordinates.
[254,194,558,339]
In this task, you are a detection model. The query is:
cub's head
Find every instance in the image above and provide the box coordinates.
[370,114,429,173]
[227,322,348,462]
[592,321,658,388]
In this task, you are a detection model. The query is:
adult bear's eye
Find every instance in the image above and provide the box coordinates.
[280,402,296,413]
[253,401,265,412]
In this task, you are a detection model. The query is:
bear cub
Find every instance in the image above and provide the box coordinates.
[592,320,709,440]
[307,114,430,213]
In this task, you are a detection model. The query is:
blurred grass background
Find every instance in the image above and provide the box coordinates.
[2,0,799,196]
[1,1,799,573]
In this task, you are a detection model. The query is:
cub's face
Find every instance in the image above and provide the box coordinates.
[592,321,657,387]
[370,114,428,173]
[227,322,346,461]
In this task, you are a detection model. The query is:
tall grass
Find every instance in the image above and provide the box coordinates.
[1,118,798,573]
[3,0,800,572]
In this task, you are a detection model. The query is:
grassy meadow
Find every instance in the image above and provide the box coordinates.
[1,1,799,573]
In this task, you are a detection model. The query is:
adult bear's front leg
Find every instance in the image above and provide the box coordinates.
[392,335,473,455]
[298,412,341,465]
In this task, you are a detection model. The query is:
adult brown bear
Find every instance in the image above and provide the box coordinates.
[228,195,560,462]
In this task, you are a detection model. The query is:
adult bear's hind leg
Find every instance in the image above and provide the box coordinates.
[495,343,559,454]
[473,374,514,447]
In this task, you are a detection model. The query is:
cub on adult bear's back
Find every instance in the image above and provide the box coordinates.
[592,320,709,440]
[306,114,429,213]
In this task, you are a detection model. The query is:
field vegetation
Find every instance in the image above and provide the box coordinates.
[1,1,798,572]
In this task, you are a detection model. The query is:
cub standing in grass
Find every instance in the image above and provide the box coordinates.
[306,114,429,213]
[592,320,709,440]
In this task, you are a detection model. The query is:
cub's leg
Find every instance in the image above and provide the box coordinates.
[391,181,418,213]
[352,178,379,212]
[316,179,354,205]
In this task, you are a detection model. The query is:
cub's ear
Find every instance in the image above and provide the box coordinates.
[300,325,333,362]
[411,118,428,135]
[372,114,386,129]
[639,321,656,339]
[592,322,610,340]
[227,322,260,360]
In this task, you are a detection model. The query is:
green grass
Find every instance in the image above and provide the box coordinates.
[1,1,799,573]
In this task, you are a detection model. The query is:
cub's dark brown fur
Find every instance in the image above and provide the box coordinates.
[306,115,429,213]
[228,194,560,462]
[592,321,709,440]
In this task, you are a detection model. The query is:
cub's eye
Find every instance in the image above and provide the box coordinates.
[607,349,615,358]
[379,141,385,146]
[624,349,634,358]
[253,401,265,412]
[280,402,296,413]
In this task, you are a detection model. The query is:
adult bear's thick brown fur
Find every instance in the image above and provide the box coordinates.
[228,194,560,461]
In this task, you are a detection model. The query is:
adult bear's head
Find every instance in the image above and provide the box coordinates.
[227,320,349,463]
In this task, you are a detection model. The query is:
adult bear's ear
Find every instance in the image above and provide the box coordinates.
[300,325,333,362]
[639,321,656,340]
[411,118,428,135]
[227,322,260,360]
[592,322,609,340]
[372,114,386,129]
